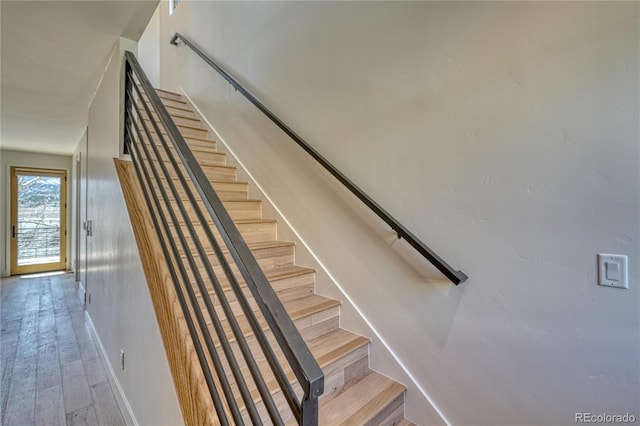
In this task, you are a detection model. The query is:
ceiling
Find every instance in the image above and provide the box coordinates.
[1,0,159,155]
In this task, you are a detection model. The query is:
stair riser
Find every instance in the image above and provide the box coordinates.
[185,265,315,302]
[189,154,227,167]
[151,163,236,182]
[177,221,277,245]
[155,199,259,223]
[148,144,227,166]
[166,106,196,119]
[196,255,295,287]
[297,307,339,342]
[181,242,293,271]
[181,126,208,140]
[144,123,209,141]
[145,132,217,152]
[223,201,262,221]
[163,199,260,221]
[193,271,312,313]
[270,271,315,295]
[160,97,191,110]
[150,160,238,188]
[236,222,278,244]
[138,87,185,103]
[185,139,218,151]
[205,306,339,357]
[146,109,202,127]
[198,269,315,296]
[163,114,200,127]
[136,99,195,119]
[321,345,369,398]
[241,391,295,425]
[368,393,405,426]
[193,248,293,277]
[155,180,248,202]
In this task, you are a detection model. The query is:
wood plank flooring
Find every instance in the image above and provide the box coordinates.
[1,273,125,426]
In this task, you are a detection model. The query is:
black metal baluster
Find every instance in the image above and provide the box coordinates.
[129,107,252,424]
[132,82,290,424]
[123,124,230,425]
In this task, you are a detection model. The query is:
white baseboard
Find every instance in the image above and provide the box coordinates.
[85,312,138,426]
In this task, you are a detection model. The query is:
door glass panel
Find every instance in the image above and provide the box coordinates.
[17,175,62,266]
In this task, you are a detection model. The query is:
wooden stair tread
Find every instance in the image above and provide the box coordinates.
[145,137,218,152]
[157,185,247,202]
[317,370,406,426]
[148,162,237,183]
[143,116,203,131]
[146,126,208,140]
[396,419,416,426]
[246,240,294,251]
[137,99,192,114]
[143,138,221,153]
[235,219,277,225]
[206,293,338,344]
[159,194,259,206]
[235,328,369,412]
[138,85,182,98]
[148,98,193,114]
[154,161,236,173]
[170,217,275,226]
[308,328,369,368]
[141,91,189,106]
[159,95,188,105]
[154,87,182,97]
[184,145,218,154]
[263,265,315,281]
[183,136,216,144]
[146,131,215,146]
[165,108,197,120]
[192,265,315,295]
[178,239,292,257]
[154,151,227,167]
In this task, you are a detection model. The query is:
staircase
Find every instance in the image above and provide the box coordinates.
[136,87,416,425]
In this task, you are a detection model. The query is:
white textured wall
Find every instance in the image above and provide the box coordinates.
[138,4,161,88]
[153,2,639,424]
[0,149,72,277]
[85,37,182,425]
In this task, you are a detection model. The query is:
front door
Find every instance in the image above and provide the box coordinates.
[10,167,67,275]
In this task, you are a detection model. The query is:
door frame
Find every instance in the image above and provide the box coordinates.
[74,152,82,282]
[10,166,67,275]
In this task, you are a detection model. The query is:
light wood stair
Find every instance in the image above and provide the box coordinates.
[139,88,414,425]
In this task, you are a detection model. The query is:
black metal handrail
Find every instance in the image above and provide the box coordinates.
[123,51,323,425]
[170,32,467,285]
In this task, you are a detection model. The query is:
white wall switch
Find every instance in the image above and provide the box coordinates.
[598,254,628,289]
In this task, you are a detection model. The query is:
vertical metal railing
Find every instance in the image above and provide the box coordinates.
[123,51,323,425]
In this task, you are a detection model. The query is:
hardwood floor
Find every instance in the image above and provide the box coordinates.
[1,272,125,426]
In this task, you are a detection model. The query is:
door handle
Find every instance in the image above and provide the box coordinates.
[12,225,16,238]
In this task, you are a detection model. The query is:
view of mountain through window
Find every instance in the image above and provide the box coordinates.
[16,174,62,265]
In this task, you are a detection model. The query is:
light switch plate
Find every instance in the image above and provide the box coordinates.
[598,254,628,289]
